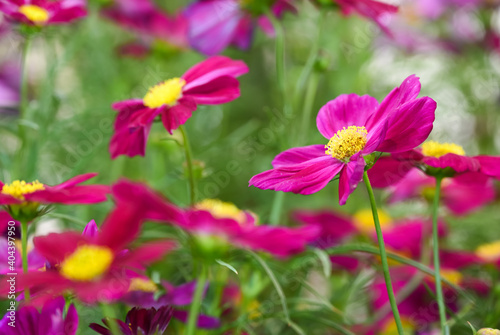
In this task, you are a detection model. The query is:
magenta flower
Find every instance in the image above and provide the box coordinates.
[334,0,398,35]
[110,56,248,158]
[4,204,176,305]
[113,179,319,258]
[0,173,109,221]
[102,0,189,51]
[249,75,437,205]
[370,164,495,215]
[183,0,295,56]
[90,305,173,335]
[0,296,78,335]
[0,0,86,26]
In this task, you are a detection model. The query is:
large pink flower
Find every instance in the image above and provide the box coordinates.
[0,0,86,26]
[110,56,248,158]
[102,0,188,51]
[249,75,437,205]
[113,179,319,258]
[183,0,295,56]
[3,204,176,306]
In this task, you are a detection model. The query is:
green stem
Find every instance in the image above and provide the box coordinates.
[297,72,320,145]
[179,125,196,205]
[363,171,404,334]
[185,264,207,335]
[432,177,448,334]
[20,219,30,301]
[100,303,120,335]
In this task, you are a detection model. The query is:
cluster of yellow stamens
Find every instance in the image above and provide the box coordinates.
[2,180,45,201]
[476,241,500,262]
[352,208,392,234]
[128,278,158,292]
[19,5,49,24]
[60,245,113,281]
[421,141,465,158]
[325,126,368,162]
[143,77,186,108]
[195,199,246,224]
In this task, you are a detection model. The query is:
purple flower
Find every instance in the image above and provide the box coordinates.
[90,305,173,335]
[0,296,78,335]
[0,0,87,26]
[183,0,295,55]
[0,62,19,115]
[249,75,437,205]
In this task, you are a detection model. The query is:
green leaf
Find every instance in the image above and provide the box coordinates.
[468,322,476,335]
[215,259,238,275]
[312,248,332,278]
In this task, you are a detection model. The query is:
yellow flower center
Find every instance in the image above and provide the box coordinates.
[440,269,463,286]
[325,126,368,162]
[353,208,392,234]
[143,78,186,108]
[476,241,500,262]
[421,141,465,158]
[2,180,45,201]
[381,317,415,335]
[60,245,113,281]
[195,199,247,224]
[19,5,49,24]
[128,278,158,292]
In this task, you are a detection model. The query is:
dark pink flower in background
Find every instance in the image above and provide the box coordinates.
[249,75,437,205]
[183,0,296,55]
[0,0,87,26]
[113,179,319,257]
[0,61,20,115]
[370,165,495,215]
[334,0,398,35]
[3,204,176,305]
[110,56,248,159]
[0,296,78,335]
[102,0,189,52]
[90,305,174,335]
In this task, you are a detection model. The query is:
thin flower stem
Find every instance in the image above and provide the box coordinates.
[100,303,120,335]
[363,171,404,335]
[432,177,448,334]
[185,264,207,335]
[20,219,30,301]
[297,72,320,145]
[179,125,196,206]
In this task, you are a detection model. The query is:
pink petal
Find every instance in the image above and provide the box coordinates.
[367,155,416,188]
[442,172,495,215]
[475,155,500,178]
[184,76,241,105]
[51,173,97,189]
[114,240,176,269]
[249,158,343,195]
[272,145,326,168]
[109,124,152,159]
[423,154,480,173]
[161,98,197,134]
[33,232,85,263]
[182,56,248,90]
[316,94,379,139]
[338,155,365,205]
[375,97,437,153]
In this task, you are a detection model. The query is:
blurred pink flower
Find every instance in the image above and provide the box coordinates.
[334,0,398,35]
[249,75,436,205]
[110,56,248,158]
[183,0,296,55]
[102,0,189,52]
[0,62,20,114]
[0,0,86,26]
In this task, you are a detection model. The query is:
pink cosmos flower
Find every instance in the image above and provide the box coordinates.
[102,0,188,52]
[4,204,176,306]
[0,296,78,335]
[0,0,87,26]
[370,165,495,215]
[368,141,500,185]
[113,179,319,258]
[334,0,398,35]
[110,56,248,158]
[249,75,437,205]
[183,0,296,56]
